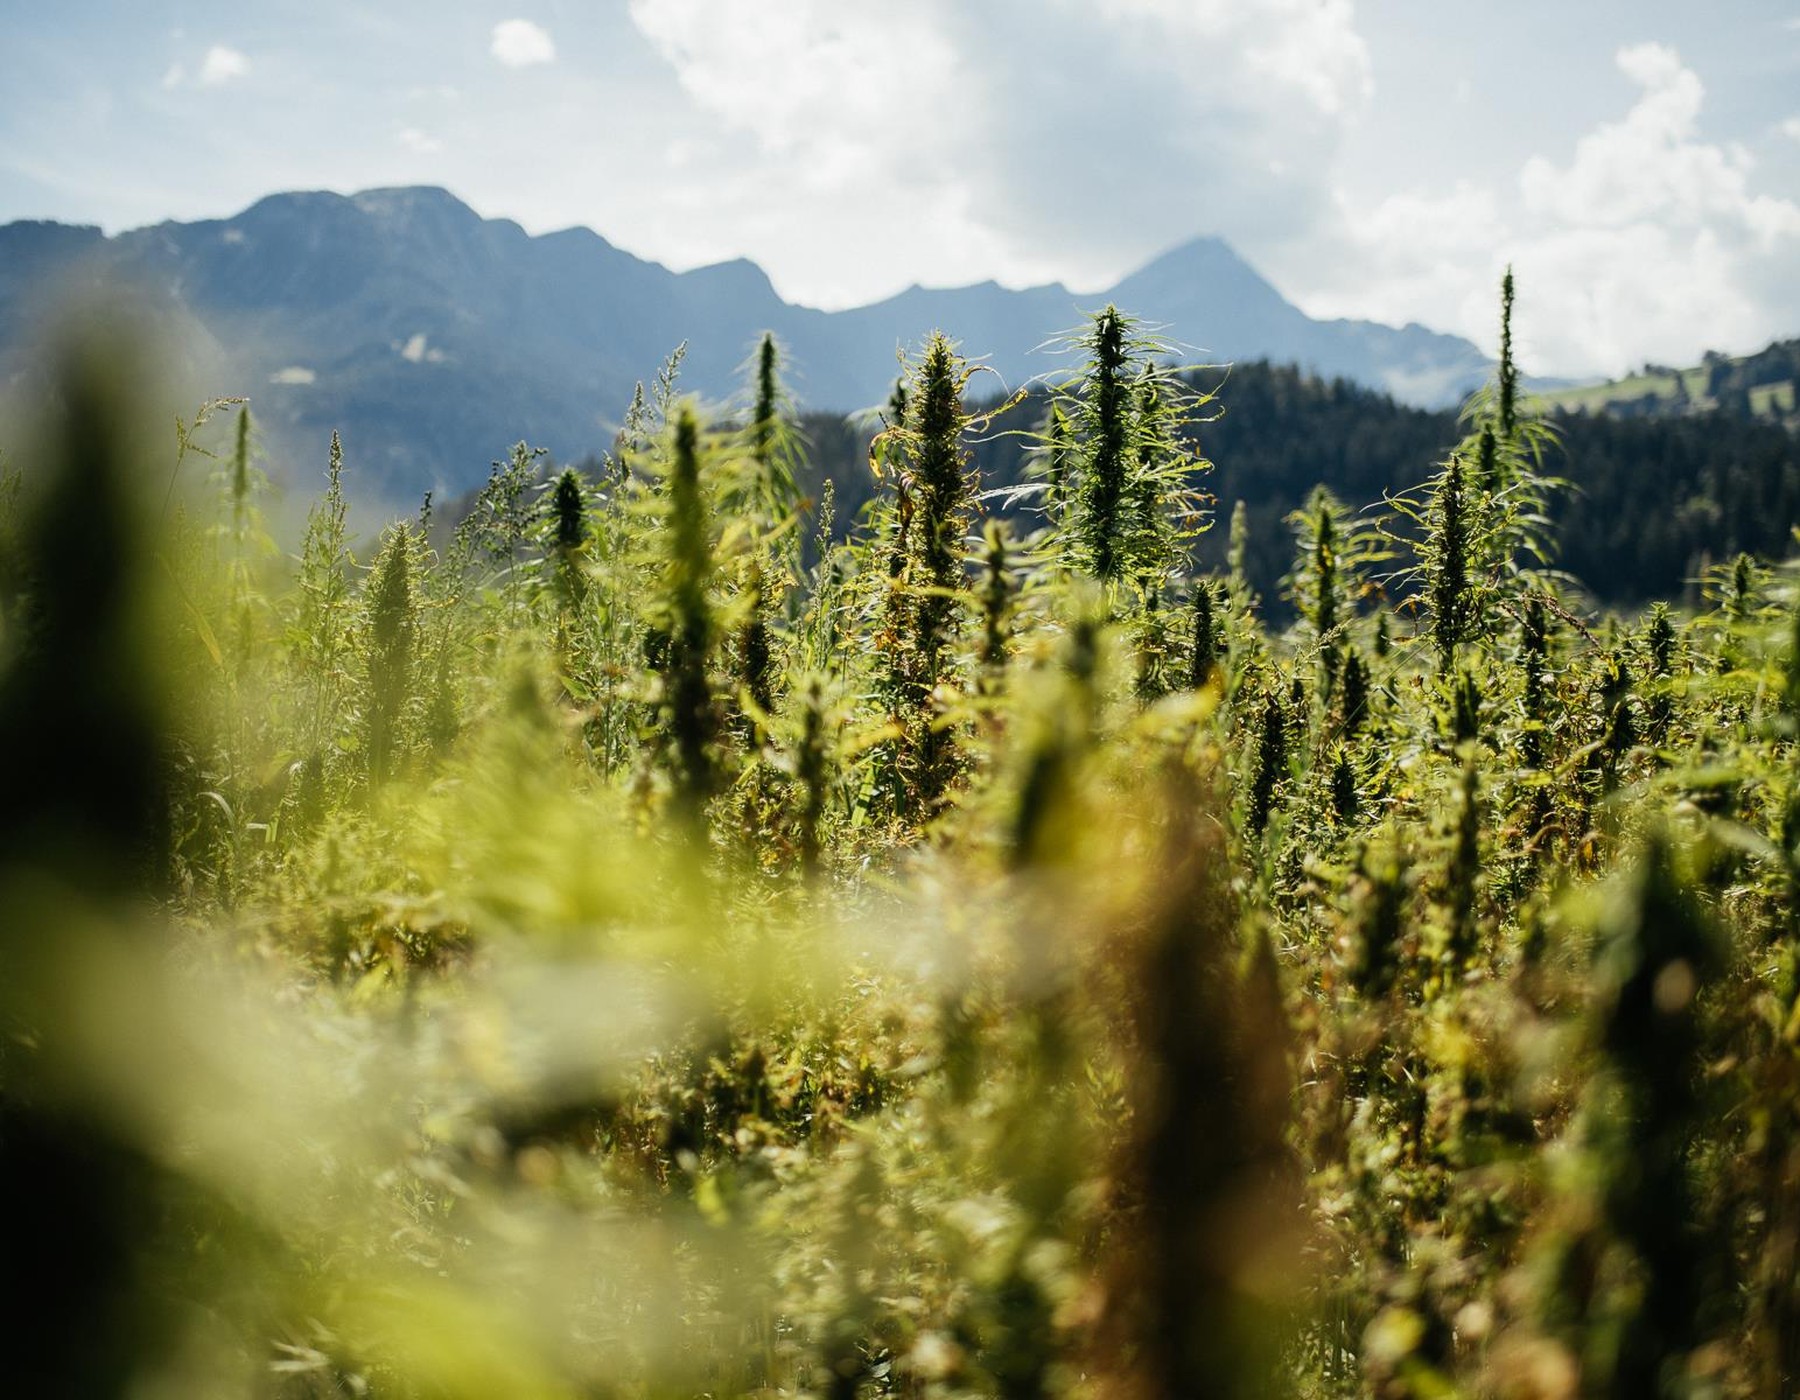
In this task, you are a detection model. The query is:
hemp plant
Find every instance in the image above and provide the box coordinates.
[360,521,419,787]
[1189,579,1223,692]
[869,331,989,813]
[1048,305,1212,609]
[654,404,724,829]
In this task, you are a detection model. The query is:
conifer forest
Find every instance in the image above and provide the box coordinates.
[10,277,1800,1400]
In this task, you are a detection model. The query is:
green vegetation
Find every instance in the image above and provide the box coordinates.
[1536,364,1709,415]
[882,357,1798,619]
[7,284,1800,1398]
[1533,338,1800,426]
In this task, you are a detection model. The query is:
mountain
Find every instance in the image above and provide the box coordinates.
[0,185,1494,502]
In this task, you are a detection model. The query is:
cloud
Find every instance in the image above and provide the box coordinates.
[1782,116,1800,142]
[1312,181,1504,344]
[198,45,249,86]
[159,45,247,90]
[398,128,444,155]
[1518,42,1794,241]
[624,0,1372,302]
[1306,43,1800,376]
[490,19,556,69]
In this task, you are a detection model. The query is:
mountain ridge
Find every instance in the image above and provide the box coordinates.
[0,184,1495,500]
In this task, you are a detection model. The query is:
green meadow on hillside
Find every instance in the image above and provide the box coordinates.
[1534,340,1800,426]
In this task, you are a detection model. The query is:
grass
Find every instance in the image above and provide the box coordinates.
[1534,351,1797,422]
[1532,364,1708,414]
[1750,380,1795,416]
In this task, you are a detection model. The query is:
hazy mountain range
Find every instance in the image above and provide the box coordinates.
[0,185,1495,501]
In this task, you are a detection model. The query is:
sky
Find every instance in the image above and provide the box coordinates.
[3,1,1798,378]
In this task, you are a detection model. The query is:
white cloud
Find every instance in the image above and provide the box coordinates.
[1782,116,1800,142]
[197,45,249,86]
[398,127,444,155]
[1312,181,1505,345]
[1305,43,1800,376]
[626,3,957,157]
[624,0,1373,303]
[1615,38,1685,89]
[1080,0,1372,116]
[159,45,248,90]
[270,366,317,385]
[1518,42,1794,242]
[1508,225,1772,378]
[490,19,556,69]
[1235,0,1373,117]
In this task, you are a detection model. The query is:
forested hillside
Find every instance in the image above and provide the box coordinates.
[792,359,1800,618]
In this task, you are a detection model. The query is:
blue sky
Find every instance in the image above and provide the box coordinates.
[3,1,1798,376]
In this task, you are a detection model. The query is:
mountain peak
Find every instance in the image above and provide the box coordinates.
[225,187,488,237]
[680,256,780,307]
[1144,232,1240,261]
[690,254,768,279]
[350,186,479,220]
[1112,234,1277,297]
[234,188,357,221]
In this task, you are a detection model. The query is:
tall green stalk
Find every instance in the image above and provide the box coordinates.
[661,405,721,827]
[362,522,418,787]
